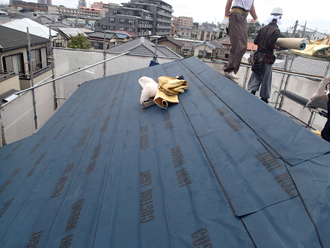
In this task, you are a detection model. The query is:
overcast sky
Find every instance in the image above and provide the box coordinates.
[1,0,329,34]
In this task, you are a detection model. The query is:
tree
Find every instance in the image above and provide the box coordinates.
[247,23,258,38]
[279,32,286,38]
[67,33,91,50]
[193,22,199,28]
[218,31,223,39]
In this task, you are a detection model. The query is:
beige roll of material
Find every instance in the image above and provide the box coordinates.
[275,38,306,50]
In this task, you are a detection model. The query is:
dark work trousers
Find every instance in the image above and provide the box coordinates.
[321,94,330,142]
[248,62,273,99]
[223,12,248,74]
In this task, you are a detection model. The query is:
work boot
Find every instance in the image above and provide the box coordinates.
[261,97,269,103]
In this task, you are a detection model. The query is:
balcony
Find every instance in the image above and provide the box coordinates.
[138,32,151,36]
[0,71,16,83]
[159,4,173,12]
[157,11,172,18]
[156,18,172,24]
[19,65,52,80]
[138,24,153,28]
[156,31,171,35]
[157,25,170,29]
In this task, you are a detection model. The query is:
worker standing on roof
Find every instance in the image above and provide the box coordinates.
[247,7,282,103]
[221,0,260,80]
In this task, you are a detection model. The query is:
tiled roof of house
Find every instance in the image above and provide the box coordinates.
[86,32,116,40]
[106,37,183,59]
[2,17,57,38]
[0,26,50,52]
[155,35,184,47]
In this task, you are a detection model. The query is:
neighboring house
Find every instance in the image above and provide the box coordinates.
[106,36,182,59]
[87,31,119,49]
[62,18,86,28]
[196,26,220,42]
[152,35,183,55]
[95,0,173,36]
[173,37,203,57]
[176,26,192,39]
[51,27,88,48]
[1,18,57,39]
[209,40,225,59]
[193,41,216,59]
[0,26,52,90]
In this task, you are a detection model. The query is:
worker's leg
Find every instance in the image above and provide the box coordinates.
[247,72,262,93]
[223,12,247,74]
[259,64,273,99]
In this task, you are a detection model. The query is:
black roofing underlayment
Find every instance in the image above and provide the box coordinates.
[1,57,330,247]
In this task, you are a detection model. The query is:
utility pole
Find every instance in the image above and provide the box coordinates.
[302,21,307,38]
[292,20,298,37]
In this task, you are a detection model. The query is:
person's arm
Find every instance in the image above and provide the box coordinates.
[249,2,258,20]
[224,0,233,17]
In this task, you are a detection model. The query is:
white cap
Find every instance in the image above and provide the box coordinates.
[271,7,283,15]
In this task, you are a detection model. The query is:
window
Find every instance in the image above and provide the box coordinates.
[110,26,115,30]
[102,25,107,30]
[55,42,62,47]
[119,27,124,30]
[119,18,125,23]
[32,49,42,70]
[127,19,134,24]
[110,17,115,22]
[113,10,118,14]
[3,53,24,75]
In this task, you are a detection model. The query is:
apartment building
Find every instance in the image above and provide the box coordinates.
[8,1,48,12]
[90,1,120,10]
[173,16,193,27]
[95,0,173,36]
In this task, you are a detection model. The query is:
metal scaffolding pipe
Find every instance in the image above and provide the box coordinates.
[16,51,130,95]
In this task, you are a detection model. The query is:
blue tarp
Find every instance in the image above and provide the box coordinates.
[1,57,330,247]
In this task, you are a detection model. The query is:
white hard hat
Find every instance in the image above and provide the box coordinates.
[271,7,283,15]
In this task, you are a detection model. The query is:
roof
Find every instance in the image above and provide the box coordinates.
[1,57,330,247]
[112,30,137,37]
[194,41,216,49]
[155,35,184,47]
[57,28,87,39]
[86,31,116,40]
[106,37,183,59]
[0,25,50,52]
[1,18,57,38]
[275,55,330,77]
[209,40,224,49]
[200,26,220,32]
